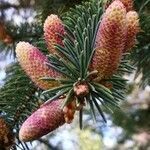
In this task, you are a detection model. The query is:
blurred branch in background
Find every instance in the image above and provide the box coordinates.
[0,2,34,10]
[0,0,87,56]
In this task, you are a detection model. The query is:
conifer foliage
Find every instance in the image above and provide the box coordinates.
[14,0,140,142]
[0,0,141,148]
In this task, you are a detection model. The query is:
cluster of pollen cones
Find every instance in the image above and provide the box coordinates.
[15,0,140,142]
[92,0,140,80]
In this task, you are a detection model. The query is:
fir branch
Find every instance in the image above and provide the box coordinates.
[0,63,38,125]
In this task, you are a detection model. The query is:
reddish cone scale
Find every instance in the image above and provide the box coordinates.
[73,82,89,98]
[63,101,76,124]
[44,14,65,54]
[63,99,85,124]
[16,42,60,90]
[0,118,14,149]
[124,11,140,52]
[19,99,65,142]
[92,0,126,79]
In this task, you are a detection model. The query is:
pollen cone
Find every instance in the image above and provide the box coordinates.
[124,11,140,52]
[19,99,65,142]
[92,0,126,79]
[105,0,133,12]
[119,0,133,12]
[44,14,65,54]
[16,42,60,90]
